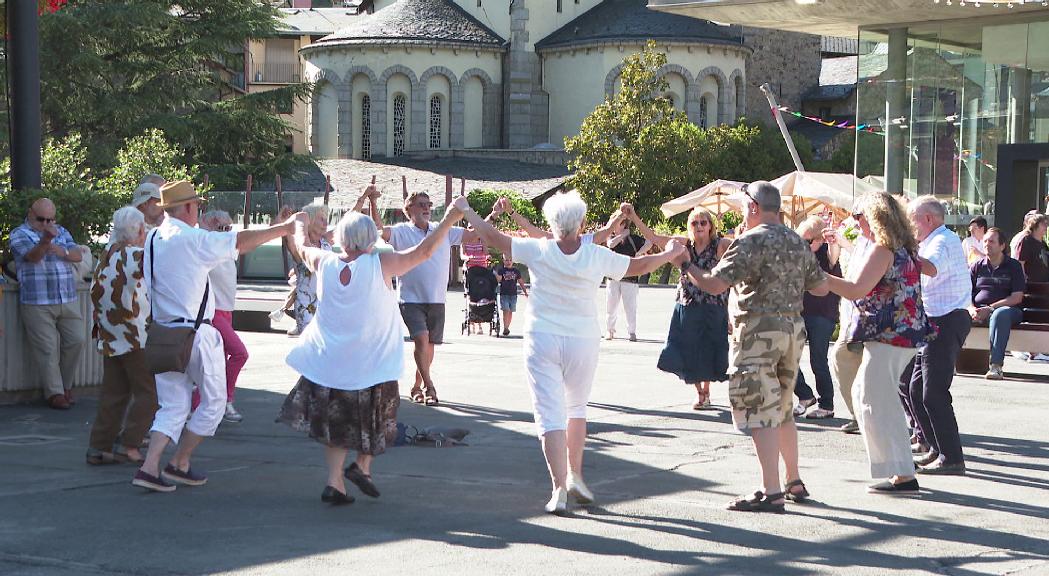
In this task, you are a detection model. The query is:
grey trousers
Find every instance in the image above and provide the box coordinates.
[20,301,86,397]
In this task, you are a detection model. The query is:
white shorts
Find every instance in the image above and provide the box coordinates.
[150,324,228,443]
[524,332,601,436]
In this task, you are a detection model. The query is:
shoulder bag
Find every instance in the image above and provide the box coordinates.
[143,230,210,374]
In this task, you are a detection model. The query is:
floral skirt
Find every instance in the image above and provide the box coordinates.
[277,377,399,455]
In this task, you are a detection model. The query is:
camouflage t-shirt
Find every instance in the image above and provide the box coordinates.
[710,223,825,320]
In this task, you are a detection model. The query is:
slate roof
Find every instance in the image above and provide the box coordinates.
[276,8,361,36]
[308,0,504,50]
[535,0,743,51]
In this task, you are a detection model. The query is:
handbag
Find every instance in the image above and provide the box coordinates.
[143,230,210,374]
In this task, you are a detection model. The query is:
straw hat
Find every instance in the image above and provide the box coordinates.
[157,180,204,208]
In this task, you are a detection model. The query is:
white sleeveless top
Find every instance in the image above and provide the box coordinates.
[286,251,404,391]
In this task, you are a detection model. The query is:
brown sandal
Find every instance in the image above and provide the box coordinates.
[423,385,439,406]
[85,448,121,466]
[409,386,425,404]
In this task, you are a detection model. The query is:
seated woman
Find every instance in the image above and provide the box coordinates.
[452,191,685,515]
[277,204,463,505]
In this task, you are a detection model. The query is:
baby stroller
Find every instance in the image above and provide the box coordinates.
[461,265,501,336]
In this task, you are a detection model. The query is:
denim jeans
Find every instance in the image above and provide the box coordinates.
[795,315,836,411]
[989,306,1024,365]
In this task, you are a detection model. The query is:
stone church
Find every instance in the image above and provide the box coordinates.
[292,0,824,160]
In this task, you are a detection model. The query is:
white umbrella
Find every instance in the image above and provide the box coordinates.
[770,171,881,225]
[659,179,747,218]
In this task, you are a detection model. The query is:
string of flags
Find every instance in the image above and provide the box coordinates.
[775,106,885,134]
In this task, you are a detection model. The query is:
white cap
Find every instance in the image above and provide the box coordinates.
[132,183,162,208]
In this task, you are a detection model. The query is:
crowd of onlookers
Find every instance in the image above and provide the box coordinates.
[2,174,1048,511]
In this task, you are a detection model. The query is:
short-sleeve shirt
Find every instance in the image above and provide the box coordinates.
[8,221,80,305]
[971,256,1025,307]
[495,265,522,295]
[91,243,148,357]
[144,216,238,325]
[917,225,971,317]
[962,236,986,265]
[1017,236,1049,283]
[610,234,646,283]
[710,223,825,321]
[387,222,465,304]
[511,237,630,338]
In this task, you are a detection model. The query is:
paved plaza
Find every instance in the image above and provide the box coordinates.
[1,287,1048,576]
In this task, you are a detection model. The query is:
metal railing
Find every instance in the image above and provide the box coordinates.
[250,62,299,84]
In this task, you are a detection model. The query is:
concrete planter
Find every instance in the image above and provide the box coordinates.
[1,283,103,400]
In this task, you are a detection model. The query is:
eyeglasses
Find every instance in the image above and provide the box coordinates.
[34,216,56,224]
[742,184,757,205]
[689,220,710,227]
[217,225,233,232]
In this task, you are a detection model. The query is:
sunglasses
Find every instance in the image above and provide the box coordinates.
[852,212,864,220]
[34,216,56,224]
[217,225,233,232]
[689,220,711,227]
[742,184,757,205]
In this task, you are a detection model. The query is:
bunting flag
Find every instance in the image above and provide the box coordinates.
[774,106,885,134]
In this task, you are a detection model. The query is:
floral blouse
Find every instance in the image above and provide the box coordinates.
[294,236,333,332]
[846,247,933,348]
[676,239,728,308]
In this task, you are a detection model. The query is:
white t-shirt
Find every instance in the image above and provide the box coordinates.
[286,252,404,391]
[511,237,630,338]
[961,236,986,264]
[209,259,238,311]
[387,222,465,304]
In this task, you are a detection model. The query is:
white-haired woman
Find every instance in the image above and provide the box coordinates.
[287,203,332,336]
[87,206,157,465]
[277,205,463,505]
[452,192,685,515]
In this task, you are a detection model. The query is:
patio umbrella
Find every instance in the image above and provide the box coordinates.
[770,171,880,225]
[659,179,747,218]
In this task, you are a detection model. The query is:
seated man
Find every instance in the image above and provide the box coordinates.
[969,227,1026,380]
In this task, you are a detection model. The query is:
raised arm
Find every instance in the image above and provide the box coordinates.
[621,203,672,249]
[501,201,552,239]
[591,210,626,245]
[624,239,685,278]
[236,213,297,255]
[379,205,464,280]
[453,195,513,257]
[289,211,325,273]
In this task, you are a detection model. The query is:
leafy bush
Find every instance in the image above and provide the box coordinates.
[466,189,545,231]
[98,129,201,202]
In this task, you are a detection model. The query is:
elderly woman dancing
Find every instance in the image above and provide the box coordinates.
[452,192,684,515]
[277,204,463,505]
[823,192,932,495]
[86,206,157,465]
[286,203,332,337]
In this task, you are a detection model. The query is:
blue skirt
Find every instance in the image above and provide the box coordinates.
[657,302,729,383]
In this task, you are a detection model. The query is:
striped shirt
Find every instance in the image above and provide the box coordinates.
[918,225,971,317]
[8,221,79,305]
[462,242,489,269]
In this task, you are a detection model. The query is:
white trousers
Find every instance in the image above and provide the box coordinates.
[524,333,600,436]
[855,342,916,479]
[150,324,228,444]
[606,280,639,335]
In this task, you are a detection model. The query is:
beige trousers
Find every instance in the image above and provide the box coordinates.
[856,342,917,479]
[831,339,862,419]
[20,301,86,397]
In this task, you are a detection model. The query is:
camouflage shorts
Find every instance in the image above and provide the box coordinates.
[727,315,806,431]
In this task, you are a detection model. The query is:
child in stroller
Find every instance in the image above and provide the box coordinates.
[462,265,501,336]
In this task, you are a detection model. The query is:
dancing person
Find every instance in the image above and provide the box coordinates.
[494,255,528,336]
[287,203,332,337]
[278,206,463,505]
[492,196,624,245]
[87,207,157,465]
[676,182,827,512]
[823,192,931,495]
[793,216,842,419]
[902,196,971,476]
[625,204,731,410]
[187,210,249,423]
[604,218,652,341]
[830,228,871,434]
[452,191,685,515]
[962,217,987,265]
[969,227,1025,380]
[131,181,298,493]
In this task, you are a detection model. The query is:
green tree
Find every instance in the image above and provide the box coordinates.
[26,0,309,187]
[98,129,200,200]
[565,42,707,223]
[465,189,545,231]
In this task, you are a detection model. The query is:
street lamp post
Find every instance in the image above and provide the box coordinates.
[7,0,43,192]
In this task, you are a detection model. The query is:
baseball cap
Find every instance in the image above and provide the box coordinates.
[132,183,162,208]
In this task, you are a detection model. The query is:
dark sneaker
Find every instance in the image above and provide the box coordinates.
[344,462,380,498]
[162,464,208,486]
[867,478,920,495]
[840,420,860,434]
[131,469,176,493]
[916,461,966,476]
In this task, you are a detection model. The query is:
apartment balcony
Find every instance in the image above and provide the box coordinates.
[251,62,300,84]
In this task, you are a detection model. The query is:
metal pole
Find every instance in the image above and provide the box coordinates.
[760,83,805,173]
[7,0,43,191]
[885,27,908,195]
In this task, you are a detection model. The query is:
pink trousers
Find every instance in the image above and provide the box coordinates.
[191,309,248,409]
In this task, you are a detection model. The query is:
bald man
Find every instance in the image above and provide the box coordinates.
[8,198,86,410]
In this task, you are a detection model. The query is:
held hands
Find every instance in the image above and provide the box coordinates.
[277,205,294,222]
[449,195,471,218]
[665,239,687,265]
[284,210,308,233]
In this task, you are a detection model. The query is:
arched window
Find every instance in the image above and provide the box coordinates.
[699,98,708,129]
[361,94,371,159]
[393,94,406,156]
[429,95,443,149]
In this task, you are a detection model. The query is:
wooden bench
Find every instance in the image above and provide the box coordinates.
[957,282,1049,374]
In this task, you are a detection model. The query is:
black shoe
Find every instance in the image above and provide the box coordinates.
[867,478,920,495]
[321,485,355,505]
[344,463,380,498]
[916,461,966,476]
[840,420,860,434]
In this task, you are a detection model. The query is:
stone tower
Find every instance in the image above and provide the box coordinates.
[504,0,551,148]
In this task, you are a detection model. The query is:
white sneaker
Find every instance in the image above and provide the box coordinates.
[1015,352,1032,362]
[544,487,569,515]
[793,398,816,417]
[1030,353,1049,363]
[985,364,1004,380]
[567,475,595,505]
[269,308,286,322]
[223,402,243,423]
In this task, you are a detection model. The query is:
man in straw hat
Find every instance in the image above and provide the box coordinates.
[132,180,303,492]
[673,181,829,513]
